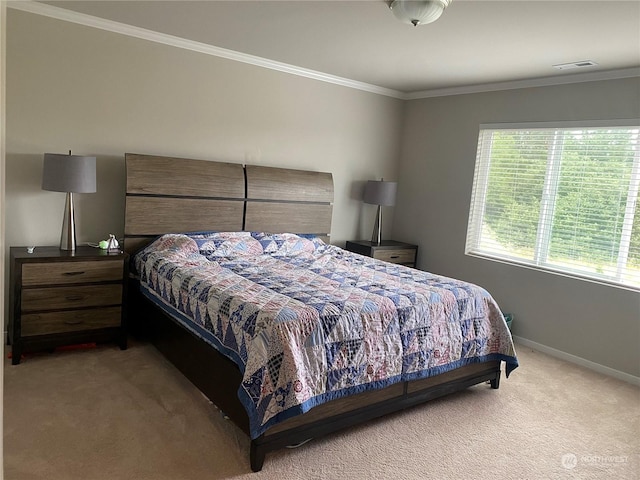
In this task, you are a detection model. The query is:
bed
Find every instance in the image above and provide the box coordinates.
[124,153,518,472]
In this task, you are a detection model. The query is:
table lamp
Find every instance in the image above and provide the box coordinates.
[363,179,397,246]
[42,151,96,251]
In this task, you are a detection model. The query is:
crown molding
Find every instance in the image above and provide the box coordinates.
[404,67,640,100]
[8,1,640,102]
[7,1,405,99]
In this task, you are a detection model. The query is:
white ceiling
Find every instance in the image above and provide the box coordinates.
[34,0,640,96]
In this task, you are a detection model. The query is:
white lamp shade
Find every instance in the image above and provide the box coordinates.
[42,153,96,193]
[390,0,451,26]
[363,180,397,206]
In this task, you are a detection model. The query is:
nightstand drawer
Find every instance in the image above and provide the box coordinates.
[22,259,124,286]
[21,307,122,336]
[21,284,123,311]
[345,240,418,268]
[373,249,416,264]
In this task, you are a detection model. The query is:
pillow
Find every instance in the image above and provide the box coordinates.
[146,234,200,256]
[132,233,200,278]
[192,231,264,258]
[251,232,319,257]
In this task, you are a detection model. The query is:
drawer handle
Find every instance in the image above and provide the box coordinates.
[64,319,84,325]
[390,255,400,259]
[63,271,86,276]
[65,295,85,301]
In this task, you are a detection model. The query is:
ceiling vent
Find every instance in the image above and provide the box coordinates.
[552,60,599,70]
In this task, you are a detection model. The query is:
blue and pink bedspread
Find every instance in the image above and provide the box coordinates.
[134,232,518,439]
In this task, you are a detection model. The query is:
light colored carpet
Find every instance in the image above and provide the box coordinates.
[4,341,639,480]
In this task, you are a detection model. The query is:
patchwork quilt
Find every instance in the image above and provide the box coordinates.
[134,232,518,439]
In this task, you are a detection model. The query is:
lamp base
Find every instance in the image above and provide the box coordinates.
[370,204,382,246]
[60,192,76,251]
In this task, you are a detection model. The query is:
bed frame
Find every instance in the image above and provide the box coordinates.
[124,153,501,472]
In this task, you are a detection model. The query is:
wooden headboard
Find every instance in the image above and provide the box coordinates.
[124,153,334,254]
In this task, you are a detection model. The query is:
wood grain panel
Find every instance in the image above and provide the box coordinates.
[244,202,332,234]
[406,361,500,393]
[265,383,404,435]
[21,307,122,336]
[373,249,416,264]
[22,260,123,286]
[22,285,123,311]
[246,165,333,203]
[125,197,244,236]
[126,153,245,198]
[123,237,156,255]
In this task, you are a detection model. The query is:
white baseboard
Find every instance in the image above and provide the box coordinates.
[513,335,640,386]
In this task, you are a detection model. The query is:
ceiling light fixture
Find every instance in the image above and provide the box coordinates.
[389,0,452,27]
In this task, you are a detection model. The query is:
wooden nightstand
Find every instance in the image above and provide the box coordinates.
[8,246,128,364]
[345,240,418,267]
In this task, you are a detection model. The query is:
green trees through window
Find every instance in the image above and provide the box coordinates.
[467,123,639,290]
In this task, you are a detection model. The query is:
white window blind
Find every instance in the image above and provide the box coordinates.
[466,122,640,291]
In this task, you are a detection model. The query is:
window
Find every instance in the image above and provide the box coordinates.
[466,121,640,291]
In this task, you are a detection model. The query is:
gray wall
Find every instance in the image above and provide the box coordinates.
[394,78,640,377]
[6,9,404,253]
[5,8,404,333]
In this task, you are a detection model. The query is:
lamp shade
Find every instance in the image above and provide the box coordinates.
[363,180,397,207]
[42,153,96,193]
